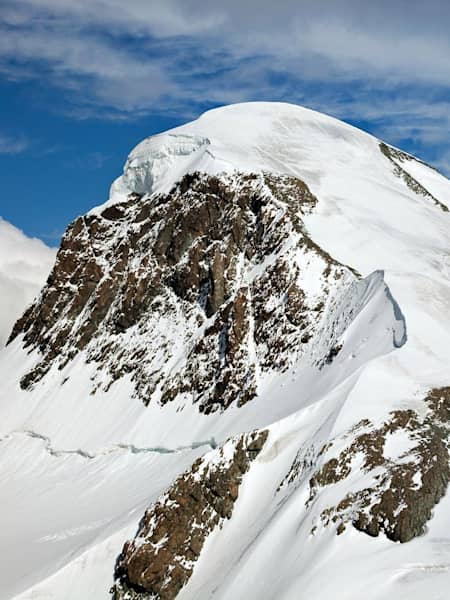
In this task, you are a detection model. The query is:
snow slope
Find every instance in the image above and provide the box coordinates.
[1,102,450,599]
[0,218,56,346]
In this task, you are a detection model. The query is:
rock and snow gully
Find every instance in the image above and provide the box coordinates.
[0,102,449,600]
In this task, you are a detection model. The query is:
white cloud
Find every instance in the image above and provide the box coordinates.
[2,0,450,112]
[0,218,56,346]
[6,0,450,86]
[0,24,175,112]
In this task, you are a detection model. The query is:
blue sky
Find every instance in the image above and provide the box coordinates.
[1,0,450,245]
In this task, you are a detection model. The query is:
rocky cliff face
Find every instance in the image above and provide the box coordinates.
[111,430,268,600]
[10,171,356,413]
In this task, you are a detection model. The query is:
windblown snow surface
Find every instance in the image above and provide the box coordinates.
[0,218,55,346]
[1,103,450,599]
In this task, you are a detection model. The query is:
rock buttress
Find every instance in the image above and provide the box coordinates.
[111,429,268,600]
[9,172,354,413]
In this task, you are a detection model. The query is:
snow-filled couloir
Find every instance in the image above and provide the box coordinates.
[1,102,450,600]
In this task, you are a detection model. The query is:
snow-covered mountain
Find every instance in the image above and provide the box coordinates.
[0,218,56,346]
[1,102,449,600]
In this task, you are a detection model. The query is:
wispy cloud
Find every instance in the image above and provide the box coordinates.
[0,24,174,113]
[39,229,64,242]
[432,150,450,177]
[63,151,111,170]
[2,1,450,111]
[0,133,30,154]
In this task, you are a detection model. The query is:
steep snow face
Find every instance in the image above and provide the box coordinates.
[0,218,56,346]
[1,102,450,600]
[124,134,211,195]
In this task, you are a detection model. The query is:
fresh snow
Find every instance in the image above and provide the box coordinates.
[1,102,450,599]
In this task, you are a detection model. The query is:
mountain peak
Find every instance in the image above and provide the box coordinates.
[95,101,376,211]
[1,101,450,599]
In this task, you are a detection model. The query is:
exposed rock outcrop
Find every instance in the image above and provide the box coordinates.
[111,430,268,600]
[379,142,448,212]
[306,387,450,542]
[9,171,354,412]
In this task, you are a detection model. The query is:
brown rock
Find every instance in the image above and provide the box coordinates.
[112,430,268,599]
